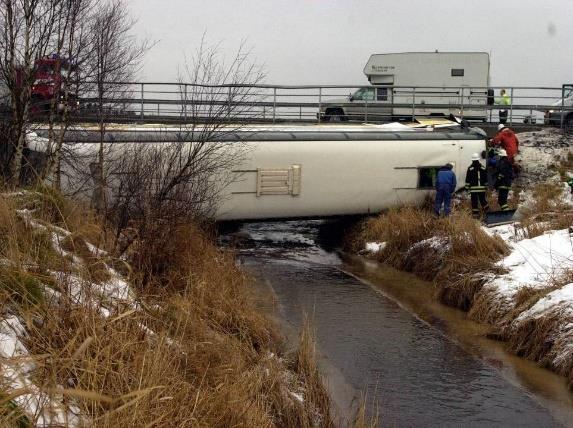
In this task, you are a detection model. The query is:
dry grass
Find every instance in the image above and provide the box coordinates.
[0,189,335,426]
[352,208,509,311]
[517,181,573,239]
[498,270,573,383]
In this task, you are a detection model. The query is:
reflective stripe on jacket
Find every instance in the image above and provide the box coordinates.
[465,161,487,192]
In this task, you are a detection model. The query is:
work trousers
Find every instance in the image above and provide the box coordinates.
[434,189,452,217]
[470,192,489,217]
[499,110,508,124]
[498,188,510,211]
[487,167,497,190]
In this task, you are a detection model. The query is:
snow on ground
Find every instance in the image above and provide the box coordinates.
[364,242,386,253]
[408,235,451,257]
[516,128,572,186]
[484,228,573,301]
[0,316,81,427]
[517,283,573,321]
[484,223,521,242]
[480,129,573,304]
[1,194,138,425]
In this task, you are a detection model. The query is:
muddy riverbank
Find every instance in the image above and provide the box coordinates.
[226,220,573,427]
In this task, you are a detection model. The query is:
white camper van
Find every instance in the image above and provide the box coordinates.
[321,52,492,122]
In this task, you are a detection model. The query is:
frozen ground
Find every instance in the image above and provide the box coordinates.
[516,128,572,186]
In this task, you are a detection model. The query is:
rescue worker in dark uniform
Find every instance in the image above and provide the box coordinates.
[495,149,514,211]
[465,153,489,218]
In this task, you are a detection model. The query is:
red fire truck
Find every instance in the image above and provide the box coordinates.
[25,54,78,114]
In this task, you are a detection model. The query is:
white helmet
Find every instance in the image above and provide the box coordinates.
[471,153,480,161]
[498,148,507,157]
[498,123,506,131]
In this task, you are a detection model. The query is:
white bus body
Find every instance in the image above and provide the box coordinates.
[32,125,487,221]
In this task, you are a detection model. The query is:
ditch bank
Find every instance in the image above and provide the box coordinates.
[349,128,573,389]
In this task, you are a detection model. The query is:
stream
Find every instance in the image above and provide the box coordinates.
[226,220,573,427]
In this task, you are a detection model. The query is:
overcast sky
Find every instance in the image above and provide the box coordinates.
[128,0,572,87]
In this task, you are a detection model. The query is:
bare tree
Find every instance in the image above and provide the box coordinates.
[0,0,62,185]
[42,0,96,187]
[100,40,265,257]
[84,0,149,212]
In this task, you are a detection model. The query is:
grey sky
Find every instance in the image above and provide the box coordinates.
[129,0,572,87]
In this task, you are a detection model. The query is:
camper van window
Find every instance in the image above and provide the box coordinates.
[418,167,439,189]
[451,69,465,77]
[353,88,375,101]
[376,88,388,101]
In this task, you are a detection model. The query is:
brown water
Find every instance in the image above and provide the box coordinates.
[230,220,573,427]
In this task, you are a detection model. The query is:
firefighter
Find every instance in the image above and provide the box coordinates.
[492,123,519,163]
[434,162,457,217]
[495,149,514,211]
[465,153,489,218]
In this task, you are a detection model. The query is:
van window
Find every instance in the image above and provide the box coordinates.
[353,88,375,101]
[376,88,388,101]
[418,167,440,189]
[451,68,464,77]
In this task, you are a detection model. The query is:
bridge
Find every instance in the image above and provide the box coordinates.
[25,82,573,134]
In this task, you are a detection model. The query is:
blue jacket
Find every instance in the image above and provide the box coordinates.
[435,166,457,193]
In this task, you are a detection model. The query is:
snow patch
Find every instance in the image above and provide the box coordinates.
[0,316,81,427]
[365,242,386,253]
[516,283,573,321]
[484,229,573,301]
[408,236,451,256]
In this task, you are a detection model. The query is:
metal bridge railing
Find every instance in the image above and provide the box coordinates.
[60,82,573,127]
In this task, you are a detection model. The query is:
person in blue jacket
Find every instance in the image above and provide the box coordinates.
[434,162,457,217]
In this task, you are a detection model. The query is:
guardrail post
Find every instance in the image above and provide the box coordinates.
[227,87,232,116]
[140,83,144,121]
[140,83,145,121]
[560,89,565,129]
[318,87,322,123]
[411,87,416,121]
[365,100,368,122]
[183,84,188,122]
[509,87,514,126]
[460,88,464,119]
[272,87,276,124]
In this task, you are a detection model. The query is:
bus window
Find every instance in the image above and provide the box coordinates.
[418,167,439,189]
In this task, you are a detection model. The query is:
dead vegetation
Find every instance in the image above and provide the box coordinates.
[352,208,509,311]
[350,170,573,389]
[0,187,335,427]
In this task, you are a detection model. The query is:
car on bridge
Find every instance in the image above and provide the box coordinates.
[543,84,573,127]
